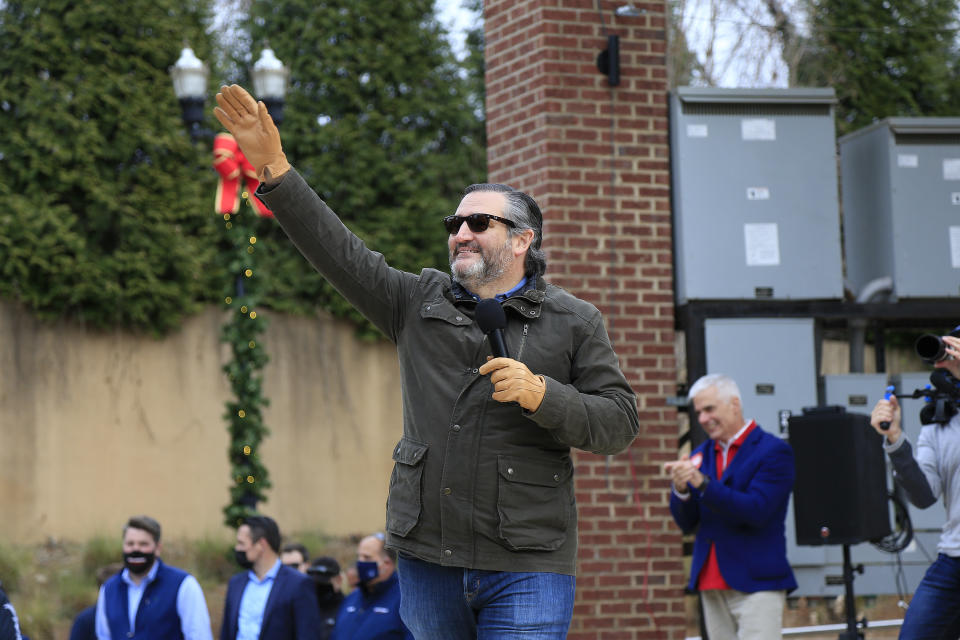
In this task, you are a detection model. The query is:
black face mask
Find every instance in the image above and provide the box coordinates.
[234,549,254,570]
[123,550,156,576]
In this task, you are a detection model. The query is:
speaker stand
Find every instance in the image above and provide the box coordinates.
[838,544,865,640]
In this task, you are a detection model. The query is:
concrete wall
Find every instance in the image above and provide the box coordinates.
[0,301,401,543]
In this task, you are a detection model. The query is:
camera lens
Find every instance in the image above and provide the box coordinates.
[916,334,948,364]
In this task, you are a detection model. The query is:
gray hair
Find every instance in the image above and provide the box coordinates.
[687,374,741,404]
[463,183,547,277]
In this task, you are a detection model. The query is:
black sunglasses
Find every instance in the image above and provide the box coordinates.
[443,213,516,235]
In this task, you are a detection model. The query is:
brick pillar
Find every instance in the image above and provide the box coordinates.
[484,1,685,638]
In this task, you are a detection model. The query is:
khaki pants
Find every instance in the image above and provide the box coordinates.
[700,589,786,640]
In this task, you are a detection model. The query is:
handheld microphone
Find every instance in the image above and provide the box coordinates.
[880,385,895,431]
[475,298,509,358]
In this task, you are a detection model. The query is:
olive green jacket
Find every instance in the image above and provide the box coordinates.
[257,170,639,575]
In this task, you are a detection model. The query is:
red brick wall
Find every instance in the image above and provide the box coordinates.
[483,1,685,638]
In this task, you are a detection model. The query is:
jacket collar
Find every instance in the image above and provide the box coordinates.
[450,273,545,318]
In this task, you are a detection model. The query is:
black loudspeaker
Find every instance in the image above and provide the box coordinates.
[788,406,891,546]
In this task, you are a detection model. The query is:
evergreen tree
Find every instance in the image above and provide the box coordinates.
[0,0,220,334]
[796,0,960,135]
[238,0,487,337]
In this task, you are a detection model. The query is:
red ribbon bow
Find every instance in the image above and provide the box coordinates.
[212,133,273,218]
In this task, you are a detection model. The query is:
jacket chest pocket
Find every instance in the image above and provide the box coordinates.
[496,455,572,551]
[386,437,429,537]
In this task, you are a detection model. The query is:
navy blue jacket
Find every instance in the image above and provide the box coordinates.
[330,573,411,640]
[0,585,22,640]
[220,565,321,640]
[103,561,187,640]
[670,424,798,593]
[69,605,95,640]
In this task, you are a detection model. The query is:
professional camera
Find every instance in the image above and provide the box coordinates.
[914,326,960,364]
[898,327,960,425]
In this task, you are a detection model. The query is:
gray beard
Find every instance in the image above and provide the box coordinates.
[450,239,513,291]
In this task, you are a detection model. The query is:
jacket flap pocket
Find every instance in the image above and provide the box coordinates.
[419,299,472,326]
[497,456,571,486]
[393,438,428,466]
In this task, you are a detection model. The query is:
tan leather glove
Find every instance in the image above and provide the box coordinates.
[213,84,290,182]
[478,357,546,412]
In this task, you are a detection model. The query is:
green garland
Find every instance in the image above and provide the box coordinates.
[220,193,272,528]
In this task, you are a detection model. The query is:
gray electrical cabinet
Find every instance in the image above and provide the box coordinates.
[840,118,960,299]
[704,317,819,435]
[703,318,825,571]
[670,87,844,303]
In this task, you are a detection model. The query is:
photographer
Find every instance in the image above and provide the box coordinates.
[870,332,960,639]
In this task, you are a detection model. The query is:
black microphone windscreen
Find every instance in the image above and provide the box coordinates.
[475,298,507,334]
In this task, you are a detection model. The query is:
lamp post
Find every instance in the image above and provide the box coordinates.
[251,47,290,125]
[169,45,289,137]
[168,44,290,527]
[169,46,211,141]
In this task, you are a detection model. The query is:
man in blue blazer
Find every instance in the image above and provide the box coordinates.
[220,516,322,640]
[666,374,797,639]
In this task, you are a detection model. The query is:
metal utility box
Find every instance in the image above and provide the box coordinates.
[822,374,889,415]
[840,118,960,299]
[703,317,819,435]
[670,87,844,303]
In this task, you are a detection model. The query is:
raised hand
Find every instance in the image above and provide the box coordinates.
[213,84,290,181]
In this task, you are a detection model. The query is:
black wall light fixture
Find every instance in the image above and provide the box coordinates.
[596,34,620,87]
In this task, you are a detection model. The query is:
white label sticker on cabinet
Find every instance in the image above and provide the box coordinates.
[741,119,776,141]
[744,223,781,266]
[747,187,770,200]
[951,227,960,268]
[944,159,960,181]
[687,123,708,138]
[898,154,919,168]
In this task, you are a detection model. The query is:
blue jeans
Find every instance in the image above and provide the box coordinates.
[397,554,575,639]
[900,553,960,639]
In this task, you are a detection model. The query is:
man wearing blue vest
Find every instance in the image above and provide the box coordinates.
[95,515,213,640]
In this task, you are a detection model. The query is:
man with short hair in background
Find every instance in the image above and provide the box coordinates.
[95,515,213,640]
[70,563,122,640]
[665,374,797,639]
[331,534,410,640]
[220,515,321,640]
[280,543,310,574]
